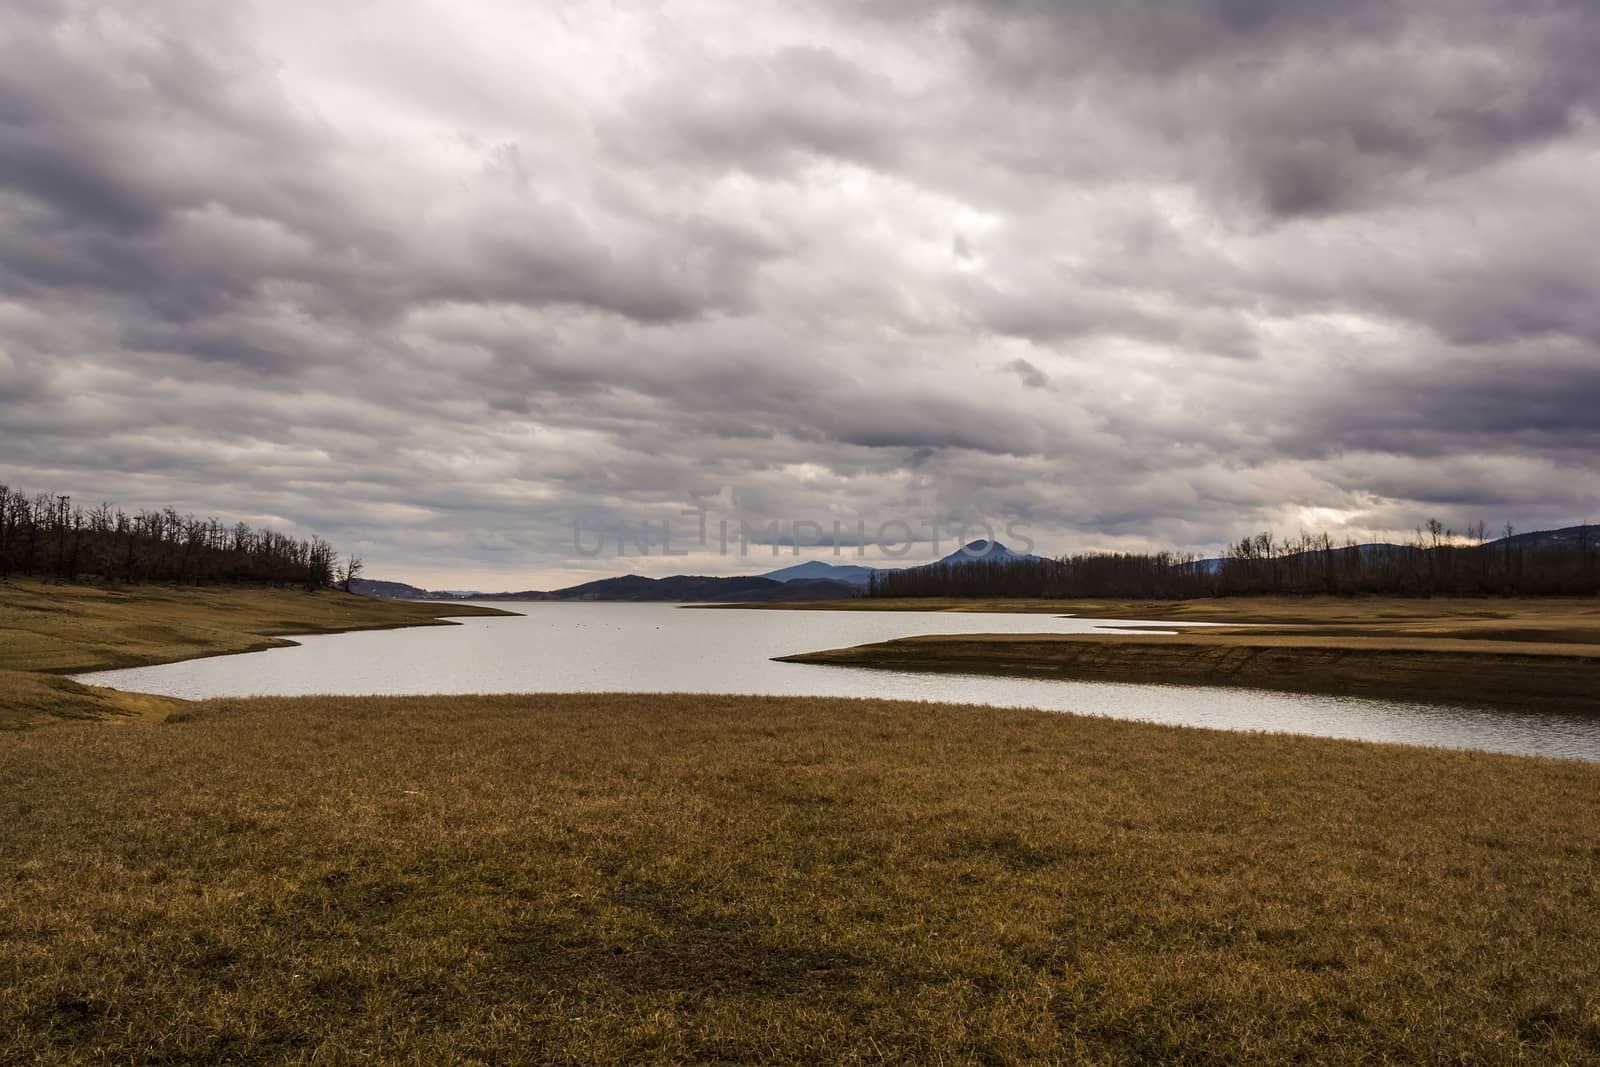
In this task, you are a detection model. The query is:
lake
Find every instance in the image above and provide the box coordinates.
[78,602,1600,761]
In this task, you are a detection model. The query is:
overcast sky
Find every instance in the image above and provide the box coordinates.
[3,1,1598,588]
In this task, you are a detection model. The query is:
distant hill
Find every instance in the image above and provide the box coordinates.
[350,540,1034,603]
[1487,525,1596,549]
[761,542,1040,586]
[1179,529,1595,575]
[761,560,881,586]
[351,543,1034,603]
[350,526,1597,605]
[347,578,467,600]
[929,540,1044,567]
[490,574,859,603]
[352,573,859,603]
[1182,541,1399,576]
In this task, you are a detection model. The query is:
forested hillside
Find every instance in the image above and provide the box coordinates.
[0,484,340,588]
[869,523,1600,599]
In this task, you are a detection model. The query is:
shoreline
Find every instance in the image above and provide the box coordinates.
[765,595,1600,713]
[0,580,517,727]
[778,632,1600,714]
[725,592,1600,623]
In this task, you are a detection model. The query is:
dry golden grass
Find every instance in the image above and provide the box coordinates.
[782,633,1600,713]
[3,692,1599,1063]
[0,580,513,728]
[0,671,188,726]
[751,593,1600,634]
[768,597,1600,712]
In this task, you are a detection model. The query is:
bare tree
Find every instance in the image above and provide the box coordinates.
[0,482,343,587]
[341,554,365,593]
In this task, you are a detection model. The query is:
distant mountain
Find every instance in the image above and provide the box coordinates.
[1178,529,1594,574]
[762,560,881,586]
[352,526,1595,604]
[762,542,1040,585]
[347,578,464,600]
[762,547,1046,585]
[351,545,1033,602]
[1182,541,1399,575]
[1487,525,1596,549]
[465,589,554,601]
[349,572,858,603]
[930,540,1044,567]
[531,574,858,603]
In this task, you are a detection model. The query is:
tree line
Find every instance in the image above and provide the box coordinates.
[868,522,1600,599]
[0,484,358,589]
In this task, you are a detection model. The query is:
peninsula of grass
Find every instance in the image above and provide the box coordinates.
[747,594,1600,632]
[4,692,1600,1063]
[0,580,514,727]
[771,596,1600,713]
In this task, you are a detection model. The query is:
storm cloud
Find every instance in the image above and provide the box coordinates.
[2,0,1597,587]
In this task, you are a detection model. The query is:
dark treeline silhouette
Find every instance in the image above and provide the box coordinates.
[0,484,338,589]
[869,522,1600,599]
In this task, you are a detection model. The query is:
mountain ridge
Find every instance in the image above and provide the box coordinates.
[350,574,858,603]
[351,527,1592,602]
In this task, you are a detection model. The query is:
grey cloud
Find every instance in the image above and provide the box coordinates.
[1282,345,1600,458]
[0,5,770,335]
[857,1,1600,219]
[2,0,1598,587]
[1005,358,1050,389]
[614,45,909,175]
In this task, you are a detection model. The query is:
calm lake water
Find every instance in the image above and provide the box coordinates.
[79,602,1600,761]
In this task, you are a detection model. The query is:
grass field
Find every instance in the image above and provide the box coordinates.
[772,597,1600,712]
[5,692,1600,1063]
[6,585,1600,1060]
[0,580,512,727]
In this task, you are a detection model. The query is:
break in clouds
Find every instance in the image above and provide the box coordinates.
[2,0,1598,587]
